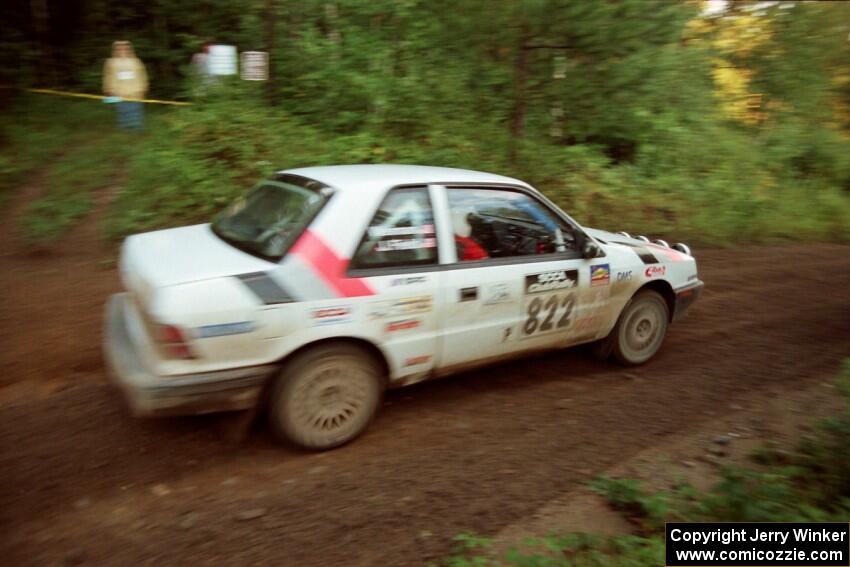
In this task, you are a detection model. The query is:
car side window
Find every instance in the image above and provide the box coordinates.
[350,186,438,269]
[447,187,576,262]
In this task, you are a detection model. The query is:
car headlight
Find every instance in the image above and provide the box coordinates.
[672,242,692,256]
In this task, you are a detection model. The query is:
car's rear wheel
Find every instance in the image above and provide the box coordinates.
[268,343,383,450]
[611,290,669,365]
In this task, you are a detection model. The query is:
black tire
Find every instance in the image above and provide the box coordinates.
[610,290,669,366]
[588,336,614,361]
[268,343,384,450]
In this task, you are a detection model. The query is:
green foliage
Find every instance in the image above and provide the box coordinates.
[749,442,793,467]
[3,2,850,243]
[441,360,850,566]
[743,2,850,125]
[438,533,666,566]
[588,477,673,533]
[434,532,665,567]
[694,467,806,522]
[24,126,129,243]
[96,84,850,244]
[0,96,109,207]
[794,361,850,511]
[103,83,328,238]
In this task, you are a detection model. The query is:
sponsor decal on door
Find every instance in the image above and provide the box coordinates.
[590,263,610,286]
[368,295,432,320]
[404,354,432,367]
[522,269,578,338]
[385,319,421,333]
[483,283,512,305]
[310,306,353,326]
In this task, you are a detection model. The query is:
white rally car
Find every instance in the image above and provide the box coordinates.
[105,165,703,449]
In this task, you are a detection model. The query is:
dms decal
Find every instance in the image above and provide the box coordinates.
[196,321,256,339]
[310,305,353,326]
[525,269,578,294]
[616,270,633,282]
[645,265,666,278]
[385,319,421,333]
[590,264,610,286]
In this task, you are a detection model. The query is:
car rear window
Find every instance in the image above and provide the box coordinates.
[211,174,332,261]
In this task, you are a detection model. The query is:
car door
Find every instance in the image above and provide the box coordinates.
[433,185,611,373]
[346,186,442,381]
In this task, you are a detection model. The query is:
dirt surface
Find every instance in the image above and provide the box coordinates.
[1,173,849,566]
[493,373,845,554]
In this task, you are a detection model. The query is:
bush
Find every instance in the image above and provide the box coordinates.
[0,96,111,206]
[24,132,128,243]
[5,90,849,245]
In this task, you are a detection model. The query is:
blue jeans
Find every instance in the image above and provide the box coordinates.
[116,101,144,131]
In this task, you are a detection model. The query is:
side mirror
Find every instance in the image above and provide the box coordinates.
[581,239,601,259]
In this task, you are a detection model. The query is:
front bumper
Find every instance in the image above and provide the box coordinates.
[672,280,704,322]
[104,293,277,417]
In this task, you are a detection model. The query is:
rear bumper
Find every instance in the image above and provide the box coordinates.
[103,293,277,417]
[672,280,704,322]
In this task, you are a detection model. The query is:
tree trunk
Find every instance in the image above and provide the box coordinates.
[152,4,171,96]
[264,0,279,104]
[29,0,56,86]
[509,28,530,164]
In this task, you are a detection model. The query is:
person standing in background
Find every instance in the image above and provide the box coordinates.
[190,42,214,96]
[103,41,148,130]
[191,43,211,78]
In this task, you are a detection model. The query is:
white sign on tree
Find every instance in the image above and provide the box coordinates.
[241,51,269,81]
[208,44,237,76]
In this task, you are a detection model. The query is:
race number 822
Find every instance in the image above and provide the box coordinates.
[522,269,579,337]
[523,293,575,335]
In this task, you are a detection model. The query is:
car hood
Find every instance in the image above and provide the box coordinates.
[120,224,274,292]
[584,227,648,247]
[584,227,696,263]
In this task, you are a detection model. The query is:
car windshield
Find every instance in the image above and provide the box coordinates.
[212,175,331,260]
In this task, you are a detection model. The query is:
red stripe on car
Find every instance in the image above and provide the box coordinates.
[291,230,376,297]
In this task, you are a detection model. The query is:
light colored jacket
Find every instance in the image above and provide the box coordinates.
[103,55,148,99]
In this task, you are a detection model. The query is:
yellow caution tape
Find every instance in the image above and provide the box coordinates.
[27,88,191,106]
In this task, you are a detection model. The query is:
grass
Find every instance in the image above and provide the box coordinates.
[437,360,850,566]
[0,95,143,243]
[0,105,71,208]
[23,132,130,243]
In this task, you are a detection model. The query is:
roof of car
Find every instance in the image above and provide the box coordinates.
[280,164,531,194]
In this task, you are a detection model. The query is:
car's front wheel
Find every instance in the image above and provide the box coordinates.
[268,343,384,450]
[610,289,669,365]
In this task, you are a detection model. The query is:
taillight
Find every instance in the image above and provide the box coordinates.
[154,324,196,359]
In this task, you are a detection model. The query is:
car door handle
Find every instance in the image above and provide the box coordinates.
[459,287,478,302]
